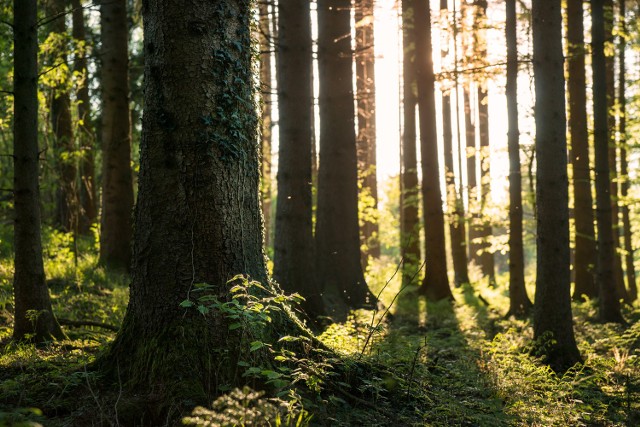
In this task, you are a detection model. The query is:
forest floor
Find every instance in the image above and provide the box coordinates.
[0,227,639,426]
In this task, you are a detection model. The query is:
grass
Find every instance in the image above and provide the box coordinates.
[0,226,638,426]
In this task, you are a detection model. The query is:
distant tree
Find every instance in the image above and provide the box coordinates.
[46,0,76,232]
[618,0,637,302]
[12,0,65,342]
[592,0,625,323]
[532,0,581,370]
[464,87,480,266]
[566,0,597,300]
[274,0,325,317]
[505,0,532,316]
[355,0,380,265]
[316,0,377,310]
[258,1,273,249]
[415,0,452,300]
[99,0,134,271]
[72,0,97,235]
[400,0,421,286]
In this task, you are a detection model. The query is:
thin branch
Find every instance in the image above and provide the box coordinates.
[0,19,12,30]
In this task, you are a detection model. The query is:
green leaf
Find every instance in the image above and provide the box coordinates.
[250,341,265,352]
[229,322,242,330]
[180,300,194,308]
[197,304,209,315]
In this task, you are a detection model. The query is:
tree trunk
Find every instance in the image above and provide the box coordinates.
[464,87,481,265]
[592,0,625,323]
[355,0,380,266]
[99,0,134,271]
[532,0,582,371]
[12,0,66,343]
[316,0,377,311]
[566,0,597,300]
[415,0,452,301]
[72,0,98,235]
[259,1,273,250]
[47,0,77,232]
[400,0,421,287]
[505,0,532,316]
[274,0,325,318]
[618,0,637,302]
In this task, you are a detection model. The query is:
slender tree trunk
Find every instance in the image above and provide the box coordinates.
[48,0,77,232]
[464,87,481,265]
[567,0,597,300]
[355,0,380,266]
[592,0,625,323]
[99,0,134,271]
[72,0,98,235]
[532,0,581,371]
[415,0,452,301]
[505,0,532,316]
[13,0,66,343]
[618,0,637,302]
[316,0,377,310]
[259,1,273,250]
[274,0,325,318]
[401,0,421,287]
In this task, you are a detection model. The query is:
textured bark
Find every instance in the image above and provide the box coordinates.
[274,0,325,318]
[12,0,65,342]
[316,0,376,310]
[99,0,274,419]
[355,0,380,265]
[532,0,581,371]
[400,0,421,287]
[505,0,532,316]
[48,0,76,232]
[592,0,625,323]
[72,0,98,235]
[99,0,134,271]
[567,0,597,300]
[464,88,480,265]
[259,2,273,249]
[415,0,452,300]
[618,0,637,302]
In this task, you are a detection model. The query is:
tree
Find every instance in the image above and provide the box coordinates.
[99,0,134,271]
[415,0,452,300]
[258,1,273,249]
[355,0,380,265]
[505,0,532,316]
[72,0,97,235]
[592,0,625,323]
[566,0,597,300]
[274,0,325,317]
[12,0,65,342]
[400,0,421,286]
[316,0,377,310]
[531,0,581,370]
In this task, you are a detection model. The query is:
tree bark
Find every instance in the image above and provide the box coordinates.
[355,0,380,266]
[258,1,273,250]
[13,0,66,343]
[316,0,377,311]
[567,0,597,300]
[400,0,421,287]
[464,87,480,265]
[532,0,582,371]
[99,0,134,271]
[274,0,325,318]
[415,0,452,301]
[505,0,532,316]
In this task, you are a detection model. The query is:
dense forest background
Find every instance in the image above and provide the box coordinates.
[1,0,640,426]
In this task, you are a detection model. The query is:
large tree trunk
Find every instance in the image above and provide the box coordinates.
[505,0,532,317]
[566,0,597,300]
[12,0,66,343]
[400,0,421,287]
[415,0,452,301]
[47,0,77,232]
[316,0,377,311]
[258,2,273,250]
[98,1,286,420]
[532,0,581,371]
[592,0,625,323]
[99,0,134,271]
[72,0,98,235]
[355,0,380,266]
[618,0,637,302]
[274,0,325,318]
